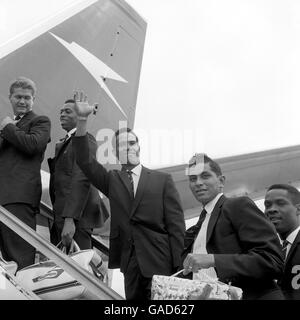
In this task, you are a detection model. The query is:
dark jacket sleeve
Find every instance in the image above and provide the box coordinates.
[163,174,186,270]
[213,197,284,282]
[1,116,51,155]
[72,134,110,197]
[61,134,96,221]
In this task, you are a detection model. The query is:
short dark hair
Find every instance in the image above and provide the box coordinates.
[267,184,300,205]
[204,154,222,176]
[9,77,36,97]
[114,127,138,143]
[64,99,75,104]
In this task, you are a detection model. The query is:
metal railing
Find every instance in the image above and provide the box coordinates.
[39,201,54,221]
[0,205,123,300]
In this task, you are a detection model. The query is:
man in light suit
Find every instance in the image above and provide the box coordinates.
[182,153,284,299]
[265,184,300,299]
[48,99,109,250]
[71,92,185,300]
[0,77,51,269]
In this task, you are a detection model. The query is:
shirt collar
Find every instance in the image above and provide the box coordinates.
[204,193,223,215]
[131,163,142,177]
[286,226,300,245]
[66,127,77,138]
[14,114,25,120]
[14,110,32,120]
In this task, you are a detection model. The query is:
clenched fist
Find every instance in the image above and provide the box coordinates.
[0,116,16,130]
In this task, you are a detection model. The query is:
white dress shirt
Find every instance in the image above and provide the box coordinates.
[65,127,77,141]
[192,193,223,280]
[284,226,300,258]
[14,114,25,121]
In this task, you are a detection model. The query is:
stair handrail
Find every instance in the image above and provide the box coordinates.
[0,205,123,300]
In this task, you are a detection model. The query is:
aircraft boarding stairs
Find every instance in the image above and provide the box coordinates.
[0,203,122,300]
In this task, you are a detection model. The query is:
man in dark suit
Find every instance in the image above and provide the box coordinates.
[264,184,300,299]
[0,77,51,269]
[71,92,185,300]
[182,153,284,300]
[48,99,109,250]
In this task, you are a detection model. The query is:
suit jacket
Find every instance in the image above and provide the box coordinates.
[73,135,185,277]
[280,230,300,299]
[48,132,108,230]
[0,111,51,207]
[183,195,284,300]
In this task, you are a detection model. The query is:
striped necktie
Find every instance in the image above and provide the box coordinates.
[282,239,289,257]
[126,170,135,198]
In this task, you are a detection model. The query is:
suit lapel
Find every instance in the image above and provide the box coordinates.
[117,170,134,200]
[285,230,300,266]
[116,166,150,215]
[130,166,149,217]
[55,132,75,159]
[183,224,201,256]
[55,138,71,159]
[55,141,64,157]
[16,110,35,128]
[206,195,226,244]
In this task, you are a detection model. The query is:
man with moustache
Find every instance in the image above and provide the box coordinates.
[48,99,108,250]
[182,153,284,299]
[264,184,300,299]
[71,92,185,300]
[0,77,51,269]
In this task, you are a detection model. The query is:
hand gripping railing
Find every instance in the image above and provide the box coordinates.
[0,205,123,300]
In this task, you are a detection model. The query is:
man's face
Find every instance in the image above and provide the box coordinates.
[264,189,299,237]
[116,131,140,166]
[60,103,77,132]
[9,87,34,116]
[189,162,225,205]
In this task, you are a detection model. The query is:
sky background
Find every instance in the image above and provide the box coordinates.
[1,0,300,168]
[128,0,300,168]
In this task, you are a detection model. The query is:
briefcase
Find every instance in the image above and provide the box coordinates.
[151,270,243,300]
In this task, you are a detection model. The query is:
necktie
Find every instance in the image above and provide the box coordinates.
[282,239,289,257]
[196,208,207,229]
[60,134,69,143]
[126,170,135,198]
[15,115,22,121]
